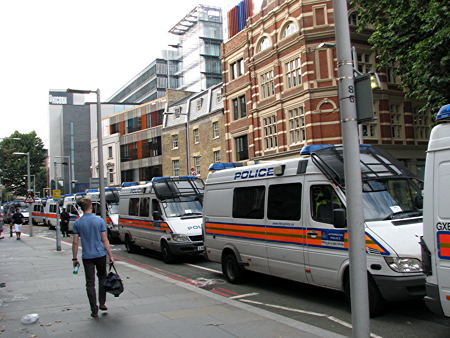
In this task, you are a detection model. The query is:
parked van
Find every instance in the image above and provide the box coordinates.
[203,144,425,316]
[44,198,59,229]
[118,176,204,263]
[61,193,85,231]
[421,104,450,317]
[30,198,46,225]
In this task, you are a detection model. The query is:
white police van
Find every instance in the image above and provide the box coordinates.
[421,104,450,317]
[118,176,204,263]
[203,144,425,316]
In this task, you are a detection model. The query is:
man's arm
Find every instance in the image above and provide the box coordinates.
[100,232,114,264]
[72,234,80,266]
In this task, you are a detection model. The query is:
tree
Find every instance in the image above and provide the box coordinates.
[0,131,47,197]
[350,0,450,113]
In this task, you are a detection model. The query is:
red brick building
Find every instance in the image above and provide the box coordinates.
[222,0,429,177]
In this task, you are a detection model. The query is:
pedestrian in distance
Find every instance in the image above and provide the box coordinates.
[60,208,70,237]
[0,212,4,239]
[71,198,114,318]
[11,207,24,240]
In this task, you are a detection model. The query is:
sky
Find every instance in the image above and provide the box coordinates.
[0,0,263,148]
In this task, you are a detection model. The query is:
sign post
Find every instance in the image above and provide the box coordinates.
[25,193,34,237]
[53,189,62,252]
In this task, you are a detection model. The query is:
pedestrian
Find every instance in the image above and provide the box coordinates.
[0,212,4,239]
[71,198,114,318]
[11,207,24,240]
[60,208,70,237]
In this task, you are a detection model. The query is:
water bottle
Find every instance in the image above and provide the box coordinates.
[73,263,80,275]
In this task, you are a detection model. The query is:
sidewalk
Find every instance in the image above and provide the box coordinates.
[0,234,343,338]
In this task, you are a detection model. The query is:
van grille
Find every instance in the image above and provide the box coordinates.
[189,235,203,242]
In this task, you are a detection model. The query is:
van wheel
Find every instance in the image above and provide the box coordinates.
[222,253,244,284]
[161,242,175,264]
[107,229,117,244]
[32,219,37,226]
[125,235,138,253]
[344,274,385,317]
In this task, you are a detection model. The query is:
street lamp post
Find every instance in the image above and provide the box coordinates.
[66,88,105,220]
[54,155,72,194]
[12,152,32,237]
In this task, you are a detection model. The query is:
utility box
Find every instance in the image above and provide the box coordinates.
[355,74,375,123]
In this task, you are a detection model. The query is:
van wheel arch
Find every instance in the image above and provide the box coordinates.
[160,239,175,264]
[125,233,138,253]
[221,248,245,284]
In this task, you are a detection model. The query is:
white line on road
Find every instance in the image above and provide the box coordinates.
[229,292,259,300]
[239,299,382,338]
[185,263,221,274]
[39,235,72,246]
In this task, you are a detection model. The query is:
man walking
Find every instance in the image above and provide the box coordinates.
[60,208,70,237]
[72,198,114,318]
[11,208,24,240]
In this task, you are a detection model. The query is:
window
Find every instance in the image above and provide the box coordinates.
[285,57,302,89]
[126,117,141,133]
[287,107,306,144]
[193,128,200,144]
[110,123,119,134]
[174,107,182,118]
[129,198,140,216]
[257,37,271,52]
[172,134,179,149]
[357,53,373,73]
[413,107,430,140]
[260,70,275,99]
[196,98,204,111]
[233,186,265,219]
[263,115,278,149]
[146,113,152,128]
[268,183,302,220]
[282,22,298,38]
[109,168,114,183]
[212,121,219,139]
[390,104,403,139]
[143,136,162,157]
[213,150,221,163]
[362,124,377,138]
[172,160,180,176]
[311,185,344,224]
[387,67,400,84]
[194,156,201,175]
[139,197,150,217]
[232,95,247,120]
[230,59,244,79]
[235,135,248,161]
[108,146,113,159]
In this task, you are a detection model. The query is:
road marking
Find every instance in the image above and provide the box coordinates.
[230,292,259,300]
[239,299,382,338]
[185,263,221,274]
[39,235,72,246]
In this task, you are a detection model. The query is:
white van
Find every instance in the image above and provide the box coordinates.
[30,198,46,225]
[203,144,425,316]
[61,193,84,231]
[421,104,450,317]
[44,198,59,229]
[118,176,204,263]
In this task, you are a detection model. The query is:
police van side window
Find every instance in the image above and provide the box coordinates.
[129,198,140,216]
[311,185,344,225]
[268,183,301,220]
[140,198,150,217]
[233,186,265,219]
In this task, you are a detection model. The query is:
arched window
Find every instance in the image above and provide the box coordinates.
[282,22,298,39]
[257,37,271,52]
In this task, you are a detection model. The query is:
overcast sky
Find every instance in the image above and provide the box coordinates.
[0,0,263,148]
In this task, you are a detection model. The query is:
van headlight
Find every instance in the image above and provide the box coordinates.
[171,234,190,242]
[384,257,422,273]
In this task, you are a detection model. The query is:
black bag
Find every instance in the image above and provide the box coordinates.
[103,264,124,297]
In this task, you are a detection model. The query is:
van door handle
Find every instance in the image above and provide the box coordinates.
[307,231,318,238]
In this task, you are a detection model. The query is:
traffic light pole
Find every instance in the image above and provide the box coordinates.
[333,0,370,336]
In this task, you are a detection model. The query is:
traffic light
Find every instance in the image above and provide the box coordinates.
[369,72,381,89]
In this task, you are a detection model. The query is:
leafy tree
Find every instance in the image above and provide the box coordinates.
[350,0,450,113]
[0,131,47,197]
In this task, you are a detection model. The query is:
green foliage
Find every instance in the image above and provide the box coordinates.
[350,0,450,113]
[0,131,47,198]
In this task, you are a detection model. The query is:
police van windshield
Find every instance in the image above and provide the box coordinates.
[161,196,202,218]
[362,178,422,221]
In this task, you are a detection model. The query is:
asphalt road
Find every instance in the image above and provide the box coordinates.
[25,225,450,337]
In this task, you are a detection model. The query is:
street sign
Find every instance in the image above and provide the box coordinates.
[25,193,34,204]
[52,189,61,200]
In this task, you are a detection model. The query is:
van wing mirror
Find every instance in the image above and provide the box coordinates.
[333,208,347,228]
[152,210,162,221]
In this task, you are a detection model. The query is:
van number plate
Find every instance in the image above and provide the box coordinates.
[197,245,205,251]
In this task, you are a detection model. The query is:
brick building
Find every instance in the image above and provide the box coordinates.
[162,83,225,178]
[221,0,429,177]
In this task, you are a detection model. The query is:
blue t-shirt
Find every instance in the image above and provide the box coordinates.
[72,213,106,259]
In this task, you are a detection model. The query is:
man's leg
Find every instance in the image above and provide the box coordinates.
[82,258,98,315]
[95,256,107,308]
[17,232,21,239]
[10,225,13,237]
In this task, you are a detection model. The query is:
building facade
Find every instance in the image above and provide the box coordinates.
[162,83,225,178]
[221,0,429,177]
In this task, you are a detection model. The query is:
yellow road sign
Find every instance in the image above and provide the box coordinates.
[52,189,61,200]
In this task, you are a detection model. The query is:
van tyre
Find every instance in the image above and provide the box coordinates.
[161,241,175,264]
[222,253,244,284]
[344,274,385,317]
[125,235,138,253]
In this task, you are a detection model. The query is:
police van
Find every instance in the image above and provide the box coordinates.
[203,144,425,316]
[421,104,450,317]
[118,176,204,263]
[61,193,85,231]
[44,198,59,229]
[30,198,46,225]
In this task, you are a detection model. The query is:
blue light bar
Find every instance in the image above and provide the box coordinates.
[75,192,85,196]
[62,194,71,198]
[436,104,450,121]
[121,182,138,187]
[208,162,244,171]
[86,189,98,193]
[105,187,117,191]
[151,176,198,181]
[300,144,335,155]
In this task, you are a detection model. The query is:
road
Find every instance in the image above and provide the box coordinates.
[25,225,450,337]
